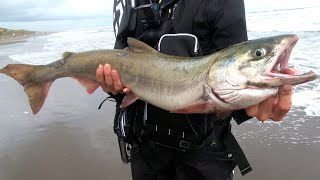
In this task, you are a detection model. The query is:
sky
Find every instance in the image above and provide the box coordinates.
[1,0,320,22]
[0,0,114,22]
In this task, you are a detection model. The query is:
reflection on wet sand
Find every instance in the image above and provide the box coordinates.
[0,122,130,180]
[0,77,130,180]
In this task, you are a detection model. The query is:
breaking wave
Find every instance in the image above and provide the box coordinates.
[9,27,115,65]
[247,6,320,32]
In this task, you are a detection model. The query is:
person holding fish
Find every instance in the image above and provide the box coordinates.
[0,0,299,179]
[0,0,306,179]
[98,0,294,179]
[0,0,317,179]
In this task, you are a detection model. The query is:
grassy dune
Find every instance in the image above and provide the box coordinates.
[0,27,36,38]
[0,27,47,46]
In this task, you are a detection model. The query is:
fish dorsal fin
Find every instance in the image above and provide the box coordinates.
[62,52,74,59]
[126,37,158,53]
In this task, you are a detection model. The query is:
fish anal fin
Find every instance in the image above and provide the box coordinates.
[126,37,159,53]
[120,92,138,108]
[72,77,99,94]
[173,101,232,118]
[216,111,232,119]
[25,81,54,115]
[173,102,211,114]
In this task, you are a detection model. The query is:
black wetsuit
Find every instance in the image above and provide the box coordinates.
[112,0,252,179]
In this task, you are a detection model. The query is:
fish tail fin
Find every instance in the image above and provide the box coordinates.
[0,64,53,115]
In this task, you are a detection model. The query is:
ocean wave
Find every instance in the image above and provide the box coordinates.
[7,27,116,65]
[305,106,320,117]
[292,82,320,117]
[247,6,320,32]
[247,25,320,33]
[9,51,60,65]
[248,6,320,14]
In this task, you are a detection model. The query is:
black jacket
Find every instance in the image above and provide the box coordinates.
[113,0,251,143]
[112,0,253,176]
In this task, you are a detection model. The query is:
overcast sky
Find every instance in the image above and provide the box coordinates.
[0,0,113,22]
[1,0,320,22]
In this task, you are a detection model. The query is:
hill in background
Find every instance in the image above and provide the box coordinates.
[0,27,37,38]
[0,27,48,45]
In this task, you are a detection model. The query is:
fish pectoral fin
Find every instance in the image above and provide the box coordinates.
[120,93,139,108]
[72,77,99,94]
[216,111,232,119]
[172,102,212,114]
[126,38,159,53]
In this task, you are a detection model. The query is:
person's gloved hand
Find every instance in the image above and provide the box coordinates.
[245,68,296,122]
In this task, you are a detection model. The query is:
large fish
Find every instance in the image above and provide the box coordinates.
[0,34,318,115]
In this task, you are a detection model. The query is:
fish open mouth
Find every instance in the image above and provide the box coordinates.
[263,35,318,84]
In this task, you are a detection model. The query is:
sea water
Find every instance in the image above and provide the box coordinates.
[247,7,320,117]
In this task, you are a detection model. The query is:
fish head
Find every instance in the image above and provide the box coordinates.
[208,34,318,109]
[235,34,317,87]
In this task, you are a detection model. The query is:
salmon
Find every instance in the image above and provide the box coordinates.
[0,35,317,115]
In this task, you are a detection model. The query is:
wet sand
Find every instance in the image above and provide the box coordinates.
[0,53,319,180]
[233,110,320,180]
[0,54,131,180]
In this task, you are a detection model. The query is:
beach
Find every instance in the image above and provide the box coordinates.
[0,32,319,180]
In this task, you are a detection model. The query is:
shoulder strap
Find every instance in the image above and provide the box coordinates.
[160,0,179,10]
[223,126,252,176]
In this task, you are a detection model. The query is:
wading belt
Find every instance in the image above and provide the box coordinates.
[144,121,252,176]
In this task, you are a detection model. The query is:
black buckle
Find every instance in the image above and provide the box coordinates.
[179,140,190,149]
[136,3,161,29]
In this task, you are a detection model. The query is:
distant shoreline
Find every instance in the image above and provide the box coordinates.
[0,28,51,46]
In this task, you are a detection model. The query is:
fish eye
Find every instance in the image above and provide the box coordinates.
[253,48,266,59]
